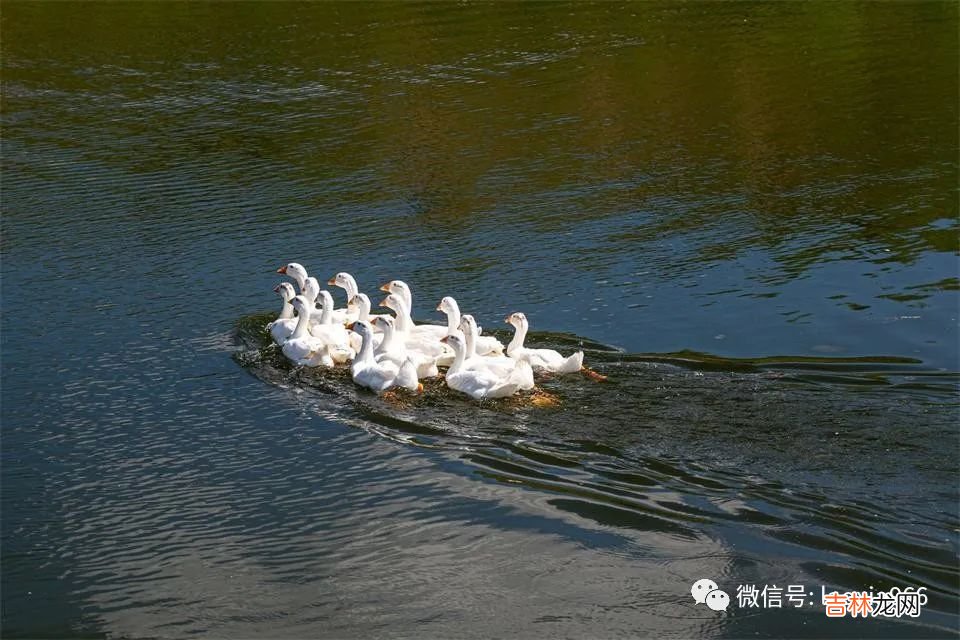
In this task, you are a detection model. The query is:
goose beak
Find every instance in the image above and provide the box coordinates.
[348,295,359,305]
[327,277,336,286]
[273,285,281,293]
[346,322,356,331]
[440,335,450,344]
[379,283,391,292]
[378,298,390,308]
[277,265,288,274]
[436,304,443,311]
[504,315,511,323]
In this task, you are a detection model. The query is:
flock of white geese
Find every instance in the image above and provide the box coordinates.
[267,262,603,401]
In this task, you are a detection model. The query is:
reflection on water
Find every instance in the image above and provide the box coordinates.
[2,1,957,638]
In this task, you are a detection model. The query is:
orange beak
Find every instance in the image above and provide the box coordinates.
[379,298,391,308]
[327,277,336,285]
[416,382,424,394]
[379,283,391,292]
[273,285,281,293]
[346,322,356,331]
[440,335,450,344]
[277,265,288,274]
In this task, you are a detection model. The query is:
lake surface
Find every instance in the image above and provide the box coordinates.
[2,2,957,638]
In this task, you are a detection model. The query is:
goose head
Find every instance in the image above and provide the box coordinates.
[440,332,467,355]
[351,320,374,340]
[437,296,458,315]
[350,292,372,319]
[505,312,528,329]
[302,277,320,303]
[290,295,313,315]
[317,289,334,311]
[379,293,406,314]
[379,280,411,304]
[371,316,395,333]
[277,262,308,289]
[273,282,296,303]
[459,313,478,336]
[328,272,356,291]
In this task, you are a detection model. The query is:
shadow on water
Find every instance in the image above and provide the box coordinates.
[234,312,959,633]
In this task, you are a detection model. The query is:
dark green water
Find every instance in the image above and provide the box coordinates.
[2,2,958,638]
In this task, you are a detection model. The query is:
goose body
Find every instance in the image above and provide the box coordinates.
[505,312,583,373]
[373,316,440,378]
[307,290,356,364]
[441,333,531,400]
[460,314,534,390]
[267,282,299,344]
[351,321,421,394]
[282,296,334,367]
[380,293,453,363]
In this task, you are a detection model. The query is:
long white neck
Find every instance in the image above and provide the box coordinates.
[293,271,307,292]
[356,296,370,322]
[447,343,467,374]
[343,275,359,302]
[399,288,413,314]
[278,298,294,320]
[375,322,401,356]
[444,300,461,334]
[508,320,527,354]
[464,321,478,357]
[356,329,375,365]
[318,292,333,325]
[291,306,311,339]
[392,297,414,333]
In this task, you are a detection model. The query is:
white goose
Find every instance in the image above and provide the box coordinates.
[380,280,447,339]
[440,333,532,400]
[326,272,363,323]
[276,262,310,294]
[302,277,351,325]
[380,293,452,363]
[309,290,356,364]
[437,296,505,356]
[505,312,584,373]
[460,314,534,390]
[348,292,390,327]
[351,321,421,394]
[373,316,440,379]
[282,296,334,367]
[267,282,298,344]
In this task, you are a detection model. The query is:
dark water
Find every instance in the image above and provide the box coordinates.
[2,2,958,638]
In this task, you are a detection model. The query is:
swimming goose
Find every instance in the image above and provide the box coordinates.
[309,290,356,364]
[302,277,351,325]
[282,296,334,367]
[267,282,298,344]
[350,321,421,394]
[326,272,362,323]
[380,280,447,339]
[460,314,534,390]
[438,296,505,356]
[440,333,532,400]
[504,312,584,373]
[373,315,440,378]
[380,293,451,362]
